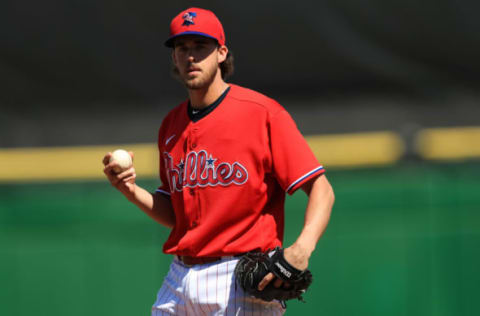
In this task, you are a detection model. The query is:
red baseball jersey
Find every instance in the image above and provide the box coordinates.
[156,84,324,257]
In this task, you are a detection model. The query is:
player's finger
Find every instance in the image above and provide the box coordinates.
[104,164,121,181]
[111,176,122,187]
[108,161,120,170]
[258,273,275,291]
[103,164,117,179]
[102,152,112,166]
[116,167,135,180]
[273,278,283,288]
[128,151,134,161]
[103,159,119,173]
[123,173,137,183]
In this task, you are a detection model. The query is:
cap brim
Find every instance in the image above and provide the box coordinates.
[164,31,219,47]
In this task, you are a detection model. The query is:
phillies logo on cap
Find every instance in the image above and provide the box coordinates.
[165,7,226,47]
[182,12,197,26]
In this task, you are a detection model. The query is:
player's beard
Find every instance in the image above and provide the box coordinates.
[182,63,218,90]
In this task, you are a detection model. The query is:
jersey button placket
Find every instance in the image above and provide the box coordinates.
[190,128,198,150]
[188,188,199,228]
[188,127,200,229]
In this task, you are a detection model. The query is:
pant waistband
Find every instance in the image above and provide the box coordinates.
[176,253,244,266]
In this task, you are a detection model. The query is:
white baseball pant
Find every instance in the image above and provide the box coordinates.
[152,256,285,316]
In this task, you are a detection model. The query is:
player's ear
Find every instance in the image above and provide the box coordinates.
[217,45,228,64]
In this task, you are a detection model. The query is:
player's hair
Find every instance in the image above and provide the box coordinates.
[220,51,234,80]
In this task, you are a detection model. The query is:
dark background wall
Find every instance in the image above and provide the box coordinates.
[1,0,480,147]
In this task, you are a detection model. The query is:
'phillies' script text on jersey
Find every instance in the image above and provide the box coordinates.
[164,150,249,192]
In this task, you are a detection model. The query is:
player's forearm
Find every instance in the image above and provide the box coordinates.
[126,184,176,228]
[295,175,335,256]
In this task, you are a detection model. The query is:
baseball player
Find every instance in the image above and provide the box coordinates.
[103,7,334,316]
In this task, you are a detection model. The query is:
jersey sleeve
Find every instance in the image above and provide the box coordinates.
[156,159,171,196]
[156,126,172,197]
[269,109,325,195]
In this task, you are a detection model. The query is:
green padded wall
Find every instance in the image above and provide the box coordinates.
[1,162,479,315]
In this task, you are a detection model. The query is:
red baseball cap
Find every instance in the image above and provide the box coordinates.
[165,7,226,47]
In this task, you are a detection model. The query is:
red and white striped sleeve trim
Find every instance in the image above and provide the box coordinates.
[286,166,325,194]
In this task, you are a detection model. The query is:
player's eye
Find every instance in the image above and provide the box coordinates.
[175,46,188,53]
[195,41,209,47]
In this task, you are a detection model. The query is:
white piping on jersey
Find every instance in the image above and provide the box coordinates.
[156,189,171,196]
[165,134,176,146]
[286,166,324,193]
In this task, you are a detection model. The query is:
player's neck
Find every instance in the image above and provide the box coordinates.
[188,77,229,110]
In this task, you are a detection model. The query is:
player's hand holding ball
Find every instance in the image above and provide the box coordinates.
[109,149,133,173]
[103,149,136,198]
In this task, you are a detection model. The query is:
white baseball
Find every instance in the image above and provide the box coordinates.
[109,149,133,173]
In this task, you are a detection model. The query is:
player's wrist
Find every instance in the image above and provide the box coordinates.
[284,243,312,271]
[289,240,315,260]
[123,183,138,201]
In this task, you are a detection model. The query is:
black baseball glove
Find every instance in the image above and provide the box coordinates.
[234,247,313,302]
